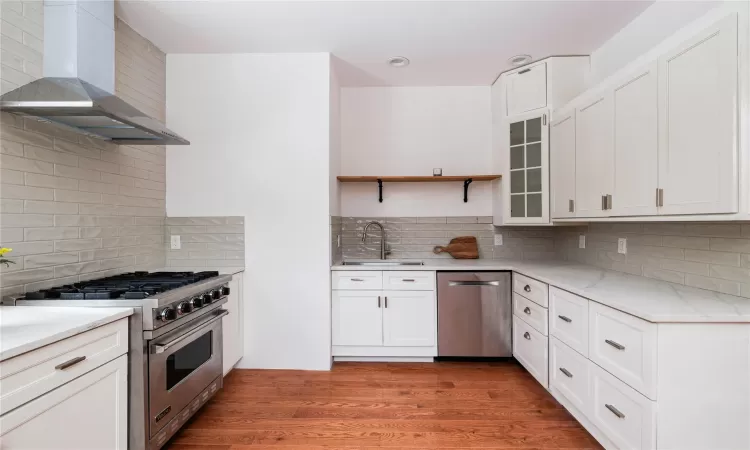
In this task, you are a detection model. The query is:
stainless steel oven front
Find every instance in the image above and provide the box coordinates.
[148,306,227,438]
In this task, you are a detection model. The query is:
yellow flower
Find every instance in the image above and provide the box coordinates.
[0,248,12,257]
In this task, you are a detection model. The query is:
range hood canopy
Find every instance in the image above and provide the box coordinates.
[0,0,188,146]
[0,77,188,145]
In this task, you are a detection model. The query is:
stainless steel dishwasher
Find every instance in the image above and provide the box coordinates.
[436,271,512,358]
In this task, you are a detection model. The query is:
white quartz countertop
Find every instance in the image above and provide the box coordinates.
[0,307,133,362]
[332,259,750,323]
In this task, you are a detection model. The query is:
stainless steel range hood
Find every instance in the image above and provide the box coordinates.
[0,0,188,146]
[0,77,188,145]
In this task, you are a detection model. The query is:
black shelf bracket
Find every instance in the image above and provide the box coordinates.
[463,178,473,202]
[377,178,383,203]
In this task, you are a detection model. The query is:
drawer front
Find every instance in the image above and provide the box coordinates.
[550,336,590,416]
[332,271,383,290]
[383,271,435,291]
[549,287,589,356]
[513,292,548,336]
[589,302,657,400]
[513,315,548,387]
[512,273,548,307]
[589,362,656,450]
[0,318,129,414]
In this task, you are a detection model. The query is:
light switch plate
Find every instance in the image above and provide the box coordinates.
[618,238,627,254]
[494,234,503,246]
[579,235,586,249]
[170,235,181,250]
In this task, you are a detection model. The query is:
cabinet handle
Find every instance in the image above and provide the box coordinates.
[351,278,364,282]
[656,188,664,207]
[402,279,416,282]
[523,332,531,340]
[523,285,531,293]
[543,114,547,125]
[569,199,574,213]
[55,356,86,370]
[523,307,531,315]
[558,315,572,323]
[384,296,388,308]
[559,367,573,378]
[601,195,607,210]
[378,296,381,308]
[518,68,531,74]
[606,194,612,210]
[605,339,625,350]
[605,404,626,419]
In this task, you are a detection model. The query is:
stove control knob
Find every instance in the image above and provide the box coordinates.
[190,296,204,309]
[210,289,221,300]
[202,293,213,304]
[220,286,231,296]
[158,307,176,322]
[177,301,193,315]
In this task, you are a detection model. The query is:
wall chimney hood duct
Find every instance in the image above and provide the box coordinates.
[0,1,188,145]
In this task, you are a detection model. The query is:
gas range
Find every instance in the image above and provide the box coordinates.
[2,270,234,450]
[4,270,233,331]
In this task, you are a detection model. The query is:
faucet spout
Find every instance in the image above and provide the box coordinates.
[362,221,388,260]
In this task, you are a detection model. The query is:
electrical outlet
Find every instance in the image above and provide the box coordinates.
[494,234,503,246]
[579,235,586,249]
[618,238,627,254]
[170,235,181,250]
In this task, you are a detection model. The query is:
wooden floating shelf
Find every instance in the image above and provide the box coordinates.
[337,175,501,183]
[336,175,501,203]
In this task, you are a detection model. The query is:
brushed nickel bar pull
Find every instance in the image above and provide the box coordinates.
[605,339,625,350]
[378,296,381,308]
[55,356,86,370]
[558,315,572,323]
[351,278,364,282]
[523,307,531,315]
[605,404,626,419]
[384,296,388,308]
[569,199,574,213]
[518,68,531,74]
[607,194,613,210]
[559,367,573,378]
[402,279,416,282]
[523,332,531,340]
[657,188,664,207]
[602,195,607,210]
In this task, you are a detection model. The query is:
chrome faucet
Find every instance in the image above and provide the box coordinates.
[362,221,390,260]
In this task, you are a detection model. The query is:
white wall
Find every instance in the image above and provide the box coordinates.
[329,60,341,217]
[340,86,492,217]
[166,53,332,370]
[588,1,720,85]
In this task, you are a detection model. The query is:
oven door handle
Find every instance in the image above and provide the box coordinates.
[152,309,229,354]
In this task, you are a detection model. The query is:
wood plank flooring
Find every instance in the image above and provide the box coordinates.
[165,361,601,449]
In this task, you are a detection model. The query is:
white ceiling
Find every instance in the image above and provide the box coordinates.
[116,0,653,86]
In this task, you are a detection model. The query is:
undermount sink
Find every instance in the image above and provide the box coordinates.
[341,260,425,266]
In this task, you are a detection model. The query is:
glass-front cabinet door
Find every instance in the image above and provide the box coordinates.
[505,110,549,224]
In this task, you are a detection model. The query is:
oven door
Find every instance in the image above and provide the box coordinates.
[148,308,227,437]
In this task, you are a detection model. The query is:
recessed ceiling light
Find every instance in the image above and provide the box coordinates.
[388,56,410,68]
[508,54,532,66]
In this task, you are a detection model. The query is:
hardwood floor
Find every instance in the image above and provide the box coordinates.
[165,361,601,449]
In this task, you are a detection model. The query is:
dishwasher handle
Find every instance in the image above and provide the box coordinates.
[448,280,500,287]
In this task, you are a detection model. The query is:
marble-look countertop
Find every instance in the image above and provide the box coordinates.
[0,307,133,362]
[332,259,750,323]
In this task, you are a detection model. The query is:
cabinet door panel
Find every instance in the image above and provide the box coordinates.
[613,62,659,217]
[550,112,576,218]
[575,94,614,218]
[505,110,550,224]
[0,355,127,450]
[382,290,436,347]
[506,63,547,115]
[223,276,242,375]
[658,14,738,215]
[332,291,383,346]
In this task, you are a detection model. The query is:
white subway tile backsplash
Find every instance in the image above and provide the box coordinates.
[164,216,245,269]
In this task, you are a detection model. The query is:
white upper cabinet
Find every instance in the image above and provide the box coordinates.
[575,93,614,218]
[506,63,547,116]
[505,110,550,224]
[612,62,659,217]
[657,13,739,215]
[550,110,576,219]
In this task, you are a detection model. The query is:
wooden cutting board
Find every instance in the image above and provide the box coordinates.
[433,236,479,259]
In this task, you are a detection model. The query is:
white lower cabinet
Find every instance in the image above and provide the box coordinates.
[331,271,437,358]
[222,274,244,375]
[549,336,590,416]
[0,354,128,450]
[513,315,548,387]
